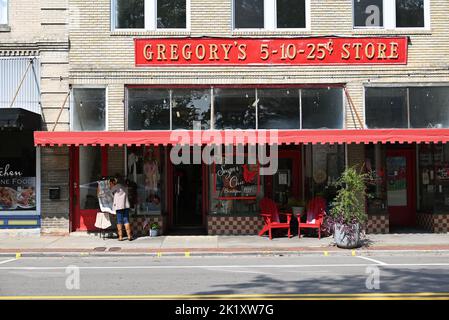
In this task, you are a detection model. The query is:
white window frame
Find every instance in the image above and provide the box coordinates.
[232,0,310,31]
[70,85,109,132]
[0,0,8,25]
[111,0,190,31]
[353,0,430,30]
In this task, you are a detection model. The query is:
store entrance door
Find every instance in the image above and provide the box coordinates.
[171,163,204,232]
[386,148,416,227]
[71,146,108,231]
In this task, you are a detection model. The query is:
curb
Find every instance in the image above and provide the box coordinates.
[2,247,449,258]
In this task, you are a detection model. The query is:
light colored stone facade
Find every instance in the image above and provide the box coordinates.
[67,0,449,132]
[0,0,70,234]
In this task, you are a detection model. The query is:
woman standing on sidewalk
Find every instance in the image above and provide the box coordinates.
[110,178,133,241]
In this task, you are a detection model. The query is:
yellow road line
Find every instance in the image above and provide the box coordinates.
[1,293,449,300]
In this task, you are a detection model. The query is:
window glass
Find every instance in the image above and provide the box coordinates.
[0,131,36,212]
[301,88,343,129]
[209,152,264,216]
[410,87,449,128]
[72,88,106,131]
[396,0,424,28]
[276,0,306,28]
[157,0,186,29]
[353,0,383,27]
[258,88,300,129]
[418,143,449,213]
[365,144,388,214]
[0,0,7,25]
[304,144,345,205]
[115,0,144,29]
[126,146,165,215]
[214,88,256,130]
[127,88,170,130]
[365,87,408,129]
[234,0,264,29]
[172,89,211,130]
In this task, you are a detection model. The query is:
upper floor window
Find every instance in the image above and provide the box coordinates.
[353,0,429,29]
[233,0,308,30]
[0,0,7,25]
[71,88,107,131]
[365,86,449,129]
[112,0,187,30]
[126,86,343,131]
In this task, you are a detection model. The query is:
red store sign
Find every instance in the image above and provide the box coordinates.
[135,37,407,66]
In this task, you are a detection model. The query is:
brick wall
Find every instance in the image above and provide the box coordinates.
[40,147,70,234]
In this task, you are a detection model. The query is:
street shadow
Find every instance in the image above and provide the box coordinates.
[192,267,449,295]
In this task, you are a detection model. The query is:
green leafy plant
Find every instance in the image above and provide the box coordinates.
[150,223,160,230]
[324,166,369,238]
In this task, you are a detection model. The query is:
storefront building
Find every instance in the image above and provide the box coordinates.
[34,0,449,236]
[0,0,69,235]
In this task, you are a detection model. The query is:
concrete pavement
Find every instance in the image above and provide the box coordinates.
[1,254,449,297]
[0,232,449,256]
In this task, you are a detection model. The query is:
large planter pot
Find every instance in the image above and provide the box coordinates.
[149,229,159,237]
[334,223,361,249]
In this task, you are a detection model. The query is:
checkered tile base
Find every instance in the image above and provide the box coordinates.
[366,214,389,234]
[433,214,449,233]
[208,216,265,235]
[131,215,165,237]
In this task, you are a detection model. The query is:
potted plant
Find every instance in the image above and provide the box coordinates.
[149,223,160,237]
[324,166,369,249]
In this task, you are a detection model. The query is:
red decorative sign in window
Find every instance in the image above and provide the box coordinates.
[214,161,260,200]
[135,37,407,66]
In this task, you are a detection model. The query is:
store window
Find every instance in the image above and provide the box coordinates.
[365,144,388,214]
[234,0,264,29]
[0,131,36,213]
[214,88,256,130]
[127,88,170,130]
[0,0,7,25]
[418,143,449,213]
[72,88,106,131]
[258,88,300,129]
[353,0,429,29]
[126,146,165,215]
[365,86,449,129]
[304,144,345,205]
[233,0,308,30]
[410,87,449,129]
[365,87,408,129]
[114,0,145,29]
[172,89,211,130]
[209,151,264,215]
[301,88,344,129]
[396,0,425,28]
[353,0,383,28]
[276,0,306,28]
[112,0,187,30]
[157,0,187,29]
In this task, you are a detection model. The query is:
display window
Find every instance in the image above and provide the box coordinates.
[126,146,165,215]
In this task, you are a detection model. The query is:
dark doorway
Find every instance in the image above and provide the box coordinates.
[172,164,204,233]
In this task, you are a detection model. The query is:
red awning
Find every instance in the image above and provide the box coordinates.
[34,129,449,147]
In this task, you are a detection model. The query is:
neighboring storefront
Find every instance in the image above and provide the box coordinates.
[33,0,449,235]
[0,57,41,230]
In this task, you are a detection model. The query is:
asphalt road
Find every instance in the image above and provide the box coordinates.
[1,253,449,298]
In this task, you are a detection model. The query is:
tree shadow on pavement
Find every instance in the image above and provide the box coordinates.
[192,267,449,295]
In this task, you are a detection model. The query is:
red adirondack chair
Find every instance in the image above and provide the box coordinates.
[298,196,326,239]
[258,198,292,240]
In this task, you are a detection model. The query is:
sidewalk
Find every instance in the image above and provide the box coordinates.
[1,232,449,256]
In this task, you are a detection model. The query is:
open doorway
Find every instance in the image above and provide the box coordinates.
[171,163,205,234]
